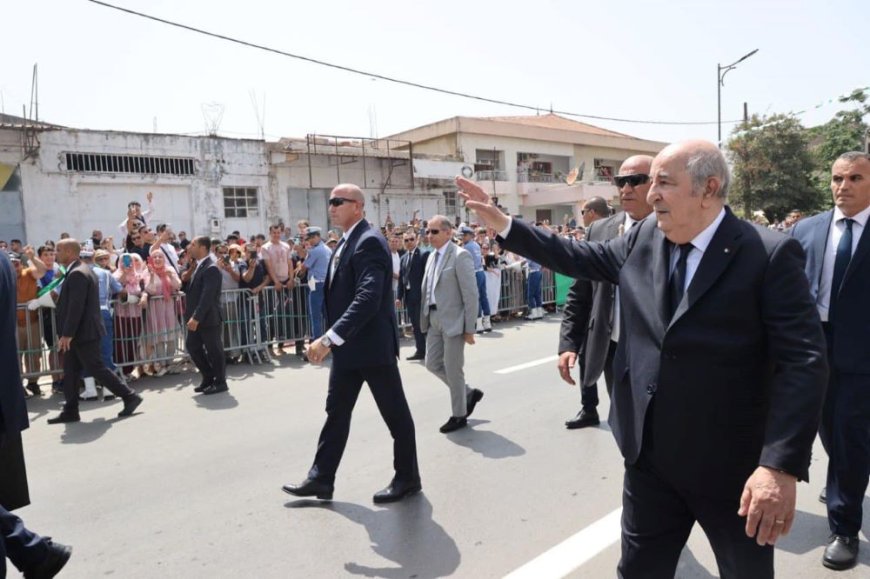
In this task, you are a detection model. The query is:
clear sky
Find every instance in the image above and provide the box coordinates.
[2,0,868,145]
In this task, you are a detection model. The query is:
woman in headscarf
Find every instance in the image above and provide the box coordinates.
[113,253,147,379]
[141,249,182,376]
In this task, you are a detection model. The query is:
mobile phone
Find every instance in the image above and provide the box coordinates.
[222,255,230,265]
[122,255,132,268]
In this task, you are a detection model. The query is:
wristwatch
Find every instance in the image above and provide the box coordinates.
[321,335,333,348]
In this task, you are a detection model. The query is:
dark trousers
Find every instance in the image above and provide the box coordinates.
[581,339,617,409]
[185,324,226,384]
[1,504,50,576]
[308,363,419,485]
[62,338,134,413]
[475,270,490,316]
[819,369,870,537]
[406,298,426,355]
[619,456,773,579]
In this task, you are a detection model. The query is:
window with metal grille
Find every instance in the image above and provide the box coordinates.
[64,152,195,176]
[223,187,259,218]
[443,189,457,217]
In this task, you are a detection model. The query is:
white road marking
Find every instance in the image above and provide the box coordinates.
[495,355,560,374]
[504,508,622,579]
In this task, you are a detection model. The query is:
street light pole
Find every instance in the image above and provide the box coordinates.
[717,48,759,147]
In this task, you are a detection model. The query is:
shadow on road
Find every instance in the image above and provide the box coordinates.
[58,416,118,444]
[675,547,718,578]
[193,392,239,411]
[778,502,870,571]
[446,419,526,459]
[285,494,461,578]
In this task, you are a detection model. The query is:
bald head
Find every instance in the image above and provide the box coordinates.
[329,183,366,230]
[332,183,365,206]
[657,140,730,199]
[615,155,655,220]
[426,215,454,249]
[55,238,81,267]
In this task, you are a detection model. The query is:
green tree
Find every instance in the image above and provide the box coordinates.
[808,88,869,193]
[726,114,823,222]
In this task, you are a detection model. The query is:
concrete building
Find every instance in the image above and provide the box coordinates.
[387,113,668,225]
[0,120,272,245]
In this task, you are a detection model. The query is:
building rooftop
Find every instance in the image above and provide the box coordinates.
[477,113,632,139]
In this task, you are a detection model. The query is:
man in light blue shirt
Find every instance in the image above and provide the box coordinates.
[460,226,492,332]
[299,227,331,339]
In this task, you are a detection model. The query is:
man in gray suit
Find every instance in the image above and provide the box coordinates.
[560,156,654,429]
[421,216,483,433]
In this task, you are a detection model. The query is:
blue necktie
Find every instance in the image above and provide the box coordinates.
[829,218,854,318]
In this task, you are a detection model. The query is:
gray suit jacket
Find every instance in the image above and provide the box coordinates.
[420,242,478,337]
[581,211,623,388]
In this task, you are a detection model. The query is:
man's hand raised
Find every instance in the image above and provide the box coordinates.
[455,177,510,233]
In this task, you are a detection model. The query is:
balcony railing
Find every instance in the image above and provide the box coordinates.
[518,172,562,183]
[475,170,509,182]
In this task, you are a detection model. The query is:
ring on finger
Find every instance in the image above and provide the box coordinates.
[773,519,785,525]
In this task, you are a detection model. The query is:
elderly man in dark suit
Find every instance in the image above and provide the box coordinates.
[458,140,827,579]
[47,239,142,424]
[396,229,429,360]
[789,151,870,571]
[1,250,72,577]
[184,236,227,395]
[560,158,655,429]
[283,183,420,504]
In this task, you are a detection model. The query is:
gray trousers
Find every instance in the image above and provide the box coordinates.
[424,310,470,417]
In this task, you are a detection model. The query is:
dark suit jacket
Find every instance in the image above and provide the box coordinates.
[183,256,223,328]
[56,260,105,342]
[325,221,399,369]
[790,210,870,373]
[559,213,622,376]
[397,247,430,305]
[0,251,30,509]
[500,208,827,497]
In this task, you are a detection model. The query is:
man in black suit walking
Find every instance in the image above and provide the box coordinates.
[396,229,429,360]
[458,140,827,578]
[184,236,227,395]
[47,239,142,424]
[560,157,655,430]
[790,151,870,571]
[1,250,72,577]
[283,183,420,504]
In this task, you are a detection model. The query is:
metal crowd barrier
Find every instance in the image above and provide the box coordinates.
[16,271,556,382]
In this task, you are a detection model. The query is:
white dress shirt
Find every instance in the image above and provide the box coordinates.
[611,215,638,343]
[668,208,727,291]
[325,219,366,347]
[817,205,870,322]
[426,243,451,306]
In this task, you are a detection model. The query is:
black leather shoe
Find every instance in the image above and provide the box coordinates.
[565,408,600,429]
[466,389,484,417]
[202,382,229,395]
[26,383,41,397]
[373,479,422,504]
[118,393,143,417]
[47,412,80,425]
[439,416,467,433]
[194,378,214,393]
[819,486,827,503]
[282,478,334,500]
[406,353,425,361]
[822,534,859,570]
[24,540,72,579]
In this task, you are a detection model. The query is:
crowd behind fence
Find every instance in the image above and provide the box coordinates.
[16,269,556,382]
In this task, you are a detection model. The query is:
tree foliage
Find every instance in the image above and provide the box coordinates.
[807,89,869,191]
[726,114,822,221]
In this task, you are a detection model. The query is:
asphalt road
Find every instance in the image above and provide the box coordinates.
[12,317,869,578]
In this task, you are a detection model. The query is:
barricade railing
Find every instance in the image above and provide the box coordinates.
[16,271,557,382]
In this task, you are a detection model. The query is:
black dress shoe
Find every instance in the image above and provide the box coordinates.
[439,416,467,433]
[282,478,334,500]
[565,408,600,429]
[202,382,229,395]
[26,383,41,397]
[194,378,214,393]
[24,540,72,579]
[822,534,859,570]
[466,389,484,417]
[406,353,425,361]
[373,479,422,504]
[47,412,81,425]
[819,486,827,503]
[118,393,143,417]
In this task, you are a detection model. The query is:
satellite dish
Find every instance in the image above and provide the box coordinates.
[565,167,579,185]
[460,165,474,178]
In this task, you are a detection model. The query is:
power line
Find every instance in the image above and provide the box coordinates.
[86,0,742,127]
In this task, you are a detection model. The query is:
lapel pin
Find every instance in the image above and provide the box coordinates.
[724,248,730,253]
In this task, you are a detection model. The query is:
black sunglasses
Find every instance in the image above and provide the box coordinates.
[613,174,650,188]
[328,197,357,207]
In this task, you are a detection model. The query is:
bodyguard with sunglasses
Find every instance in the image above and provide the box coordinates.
[283,184,420,504]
